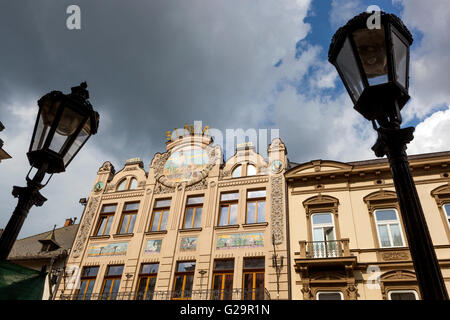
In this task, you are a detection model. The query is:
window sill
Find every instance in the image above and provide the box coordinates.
[242,222,268,228]
[214,224,240,230]
[89,235,110,240]
[179,227,202,233]
[145,230,168,236]
[112,233,134,238]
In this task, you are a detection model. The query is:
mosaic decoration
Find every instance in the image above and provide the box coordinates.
[87,242,128,257]
[180,236,198,251]
[216,232,264,250]
[163,146,209,183]
[145,239,162,254]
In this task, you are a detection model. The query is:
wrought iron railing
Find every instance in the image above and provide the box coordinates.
[298,239,350,259]
[59,288,271,300]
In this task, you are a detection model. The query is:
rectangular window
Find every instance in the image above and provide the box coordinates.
[375,209,405,248]
[95,204,117,236]
[242,257,265,300]
[150,199,171,232]
[101,265,124,300]
[218,192,239,226]
[316,291,344,300]
[211,259,234,300]
[75,266,99,300]
[246,190,266,224]
[136,263,159,300]
[183,196,204,229]
[311,212,337,258]
[444,204,450,228]
[172,261,196,300]
[388,290,418,300]
[118,202,139,234]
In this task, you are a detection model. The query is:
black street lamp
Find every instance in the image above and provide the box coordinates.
[0,82,99,260]
[328,11,448,300]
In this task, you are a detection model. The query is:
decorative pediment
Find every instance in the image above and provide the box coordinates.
[303,194,339,213]
[431,184,450,205]
[286,160,352,178]
[381,270,416,282]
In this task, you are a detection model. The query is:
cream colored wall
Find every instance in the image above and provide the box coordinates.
[56,138,290,300]
[288,160,450,300]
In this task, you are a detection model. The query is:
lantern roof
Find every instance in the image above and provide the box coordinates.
[328,11,413,63]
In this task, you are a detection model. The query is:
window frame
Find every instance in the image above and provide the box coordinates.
[388,289,419,300]
[94,204,117,236]
[100,265,124,300]
[231,165,242,178]
[75,266,99,300]
[218,192,239,226]
[117,202,139,234]
[149,199,171,232]
[374,208,406,248]
[211,259,234,300]
[316,291,344,300]
[182,196,204,229]
[242,257,265,300]
[172,261,196,300]
[245,189,266,224]
[135,263,159,300]
[444,203,450,228]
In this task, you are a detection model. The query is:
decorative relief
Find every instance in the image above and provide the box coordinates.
[185,179,208,191]
[98,161,115,181]
[379,250,410,261]
[218,177,269,187]
[154,182,174,195]
[219,169,231,180]
[72,197,100,258]
[101,191,144,200]
[270,175,285,244]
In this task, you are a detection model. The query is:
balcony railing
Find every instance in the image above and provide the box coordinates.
[298,239,350,259]
[59,288,271,300]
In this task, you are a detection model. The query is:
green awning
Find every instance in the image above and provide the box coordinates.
[0,261,46,300]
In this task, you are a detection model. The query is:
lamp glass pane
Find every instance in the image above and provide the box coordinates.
[353,27,388,86]
[336,37,365,102]
[31,111,50,151]
[49,107,84,155]
[391,27,408,88]
[63,122,90,165]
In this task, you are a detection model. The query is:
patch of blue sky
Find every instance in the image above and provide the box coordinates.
[405,104,450,128]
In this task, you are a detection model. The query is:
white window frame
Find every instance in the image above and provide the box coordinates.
[388,289,419,300]
[374,208,406,248]
[444,204,450,228]
[311,212,336,242]
[316,291,344,300]
[311,212,337,258]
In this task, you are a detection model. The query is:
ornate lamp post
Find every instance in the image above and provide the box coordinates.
[0,82,99,260]
[328,11,448,300]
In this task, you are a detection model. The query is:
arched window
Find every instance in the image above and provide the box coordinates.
[129,178,138,190]
[117,179,127,191]
[232,165,242,178]
[247,164,257,176]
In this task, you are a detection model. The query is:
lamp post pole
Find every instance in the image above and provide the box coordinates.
[372,125,448,300]
[0,165,48,260]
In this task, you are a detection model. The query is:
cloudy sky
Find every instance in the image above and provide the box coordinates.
[1,0,450,238]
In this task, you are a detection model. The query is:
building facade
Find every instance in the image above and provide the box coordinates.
[54,126,450,300]
[56,130,289,300]
[0,121,12,163]
[287,152,450,300]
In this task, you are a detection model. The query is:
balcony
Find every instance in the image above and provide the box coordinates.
[59,288,271,300]
[294,239,357,269]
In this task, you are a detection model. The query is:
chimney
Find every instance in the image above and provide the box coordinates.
[64,218,74,227]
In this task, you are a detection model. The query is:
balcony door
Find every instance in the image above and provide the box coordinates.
[311,213,338,258]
